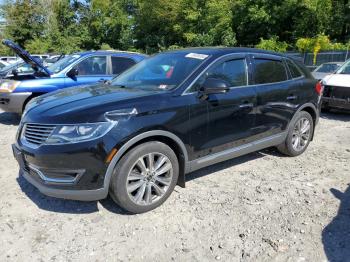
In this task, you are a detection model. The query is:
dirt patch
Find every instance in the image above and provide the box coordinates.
[0,110,349,261]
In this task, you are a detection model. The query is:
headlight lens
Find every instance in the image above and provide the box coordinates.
[0,80,21,93]
[45,122,116,144]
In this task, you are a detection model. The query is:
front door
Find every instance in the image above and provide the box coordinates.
[188,55,257,159]
[65,55,111,88]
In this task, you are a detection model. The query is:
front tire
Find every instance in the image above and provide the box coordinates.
[277,111,314,157]
[109,141,179,214]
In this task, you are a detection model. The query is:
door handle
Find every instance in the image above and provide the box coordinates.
[287,95,297,101]
[239,102,254,109]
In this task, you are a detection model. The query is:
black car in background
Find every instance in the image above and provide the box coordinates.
[12,48,322,213]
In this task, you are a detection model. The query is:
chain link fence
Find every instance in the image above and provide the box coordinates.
[286,50,350,70]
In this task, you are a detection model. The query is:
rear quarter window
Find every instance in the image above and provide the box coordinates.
[111,57,136,75]
[254,59,288,84]
[286,59,304,78]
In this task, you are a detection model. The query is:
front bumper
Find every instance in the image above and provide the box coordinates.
[12,140,110,201]
[0,92,32,113]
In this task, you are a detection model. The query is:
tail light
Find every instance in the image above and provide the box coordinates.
[315,81,324,96]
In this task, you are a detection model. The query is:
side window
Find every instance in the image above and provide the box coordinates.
[254,59,288,84]
[17,64,34,73]
[190,59,247,92]
[111,57,136,75]
[74,56,107,76]
[286,60,303,78]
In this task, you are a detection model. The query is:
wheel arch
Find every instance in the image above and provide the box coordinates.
[291,103,318,140]
[104,130,189,191]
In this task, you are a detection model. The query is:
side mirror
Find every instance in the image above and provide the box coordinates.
[200,78,229,95]
[67,68,79,78]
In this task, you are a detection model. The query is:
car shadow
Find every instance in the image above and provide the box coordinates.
[322,185,350,262]
[16,174,131,215]
[0,111,20,125]
[321,111,350,122]
[16,148,281,215]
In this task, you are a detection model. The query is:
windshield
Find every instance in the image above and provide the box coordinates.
[48,54,81,73]
[315,63,341,73]
[111,52,209,90]
[336,60,350,75]
[0,61,22,72]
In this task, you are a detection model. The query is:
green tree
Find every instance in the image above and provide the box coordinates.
[1,0,48,47]
[256,36,288,52]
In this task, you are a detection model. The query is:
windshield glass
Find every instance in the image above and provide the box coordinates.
[336,60,350,74]
[111,52,209,90]
[0,61,21,72]
[315,63,341,73]
[48,54,81,73]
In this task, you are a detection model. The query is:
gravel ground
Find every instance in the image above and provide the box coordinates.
[0,110,349,262]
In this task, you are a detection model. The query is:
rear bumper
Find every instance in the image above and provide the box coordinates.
[0,92,31,113]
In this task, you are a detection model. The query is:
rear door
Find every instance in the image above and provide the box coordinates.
[250,54,294,139]
[64,55,109,87]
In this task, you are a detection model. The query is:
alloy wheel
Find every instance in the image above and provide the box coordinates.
[292,117,311,152]
[126,153,173,206]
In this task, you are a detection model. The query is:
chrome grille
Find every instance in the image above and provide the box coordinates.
[23,123,56,145]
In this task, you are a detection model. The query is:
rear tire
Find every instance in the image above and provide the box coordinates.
[109,141,179,214]
[277,111,314,157]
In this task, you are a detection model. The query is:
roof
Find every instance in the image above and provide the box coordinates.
[164,47,287,57]
[74,50,147,59]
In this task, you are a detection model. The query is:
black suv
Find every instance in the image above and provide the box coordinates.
[12,48,322,213]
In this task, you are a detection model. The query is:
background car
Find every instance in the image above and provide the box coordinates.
[0,60,34,78]
[0,56,20,64]
[0,60,9,70]
[0,39,147,113]
[312,62,343,80]
[43,55,65,67]
[322,59,350,111]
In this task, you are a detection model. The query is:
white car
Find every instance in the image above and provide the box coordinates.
[322,59,350,111]
[0,60,9,70]
[312,62,343,80]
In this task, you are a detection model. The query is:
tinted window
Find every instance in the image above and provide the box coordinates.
[111,57,136,75]
[254,59,287,84]
[74,56,107,76]
[190,59,247,92]
[287,60,303,78]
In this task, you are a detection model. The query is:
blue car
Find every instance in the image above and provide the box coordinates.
[0,40,147,113]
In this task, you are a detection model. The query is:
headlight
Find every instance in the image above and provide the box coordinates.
[0,80,21,93]
[45,122,116,144]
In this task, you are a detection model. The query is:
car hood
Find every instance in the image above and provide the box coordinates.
[2,39,51,76]
[323,74,350,88]
[23,84,163,123]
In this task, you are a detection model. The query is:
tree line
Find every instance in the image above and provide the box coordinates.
[0,0,349,56]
